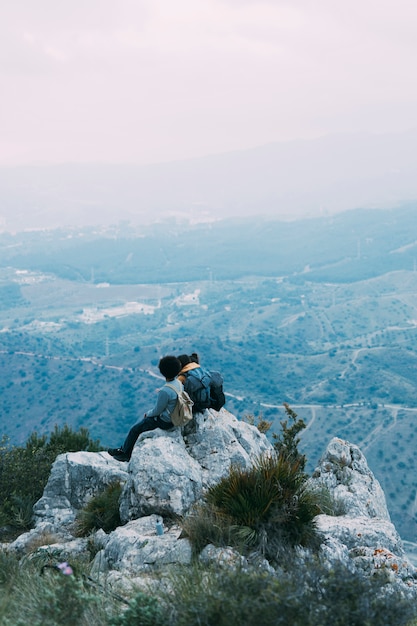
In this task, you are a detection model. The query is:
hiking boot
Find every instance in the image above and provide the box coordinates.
[108,448,130,462]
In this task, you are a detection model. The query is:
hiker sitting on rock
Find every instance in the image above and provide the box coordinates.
[178,353,226,413]
[108,355,183,462]
[177,354,211,414]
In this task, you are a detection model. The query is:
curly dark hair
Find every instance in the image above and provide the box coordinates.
[159,356,182,379]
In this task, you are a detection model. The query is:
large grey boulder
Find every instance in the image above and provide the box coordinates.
[92,514,192,574]
[185,408,272,485]
[310,437,390,519]
[119,408,272,522]
[33,451,129,529]
[316,515,403,554]
[7,451,128,555]
[119,430,203,522]
[310,438,416,586]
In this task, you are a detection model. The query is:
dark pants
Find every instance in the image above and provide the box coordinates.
[121,416,174,458]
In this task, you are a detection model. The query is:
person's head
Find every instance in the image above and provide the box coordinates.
[159,355,182,379]
[190,352,200,364]
[177,354,191,367]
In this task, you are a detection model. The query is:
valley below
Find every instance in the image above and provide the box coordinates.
[2,207,417,540]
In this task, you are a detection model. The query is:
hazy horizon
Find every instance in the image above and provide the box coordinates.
[0,127,416,232]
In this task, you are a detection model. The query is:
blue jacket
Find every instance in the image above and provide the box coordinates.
[146,378,183,423]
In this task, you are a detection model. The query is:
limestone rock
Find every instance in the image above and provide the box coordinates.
[33,451,128,530]
[185,409,272,486]
[34,537,90,562]
[199,544,275,575]
[119,430,202,522]
[310,437,417,588]
[119,408,272,522]
[310,437,390,519]
[318,529,416,584]
[6,522,74,556]
[95,515,192,573]
[316,514,404,557]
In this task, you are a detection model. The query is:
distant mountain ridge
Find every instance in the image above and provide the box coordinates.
[1,129,417,231]
[2,204,417,285]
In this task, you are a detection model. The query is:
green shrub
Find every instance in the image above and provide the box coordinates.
[0,425,102,534]
[0,552,118,626]
[47,424,101,456]
[75,482,123,536]
[183,451,323,561]
[0,551,19,586]
[272,402,307,471]
[182,404,326,560]
[5,494,34,531]
[166,565,294,626]
[163,560,417,626]
[109,590,164,626]
[211,452,320,553]
[242,412,273,434]
[180,504,236,556]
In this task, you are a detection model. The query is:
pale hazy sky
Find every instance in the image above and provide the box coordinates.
[1,0,417,166]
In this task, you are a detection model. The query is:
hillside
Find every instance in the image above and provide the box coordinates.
[2,206,417,539]
[2,205,417,284]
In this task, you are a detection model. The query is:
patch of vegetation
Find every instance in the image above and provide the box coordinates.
[242,412,273,434]
[0,552,118,626]
[182,406,324,562]
[163,559,417,626]
[0,425,101,537]
[1,549,416,626]
[75,482,123,536]
[109,590,165,626]
[273,402,307,471]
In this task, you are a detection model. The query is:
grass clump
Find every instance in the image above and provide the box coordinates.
[0,551,119,626]
[183,404,324,560]
[75,481,123,536]
[185,451,322,561]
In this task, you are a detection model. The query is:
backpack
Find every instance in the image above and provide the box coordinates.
[165,383,194,427]
[208,370,226,411]
[182,367,212,412]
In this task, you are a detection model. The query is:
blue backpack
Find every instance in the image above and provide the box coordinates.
[208,370,226,411]
[182,367,212,413]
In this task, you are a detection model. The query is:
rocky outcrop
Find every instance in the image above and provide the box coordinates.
[33,450,129,529]
[91,515,192,575]
[7,408,271,557]
[310,437,391,520]
[119,408,271,522]
[3,416,417,596]
[310,437,416,585]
